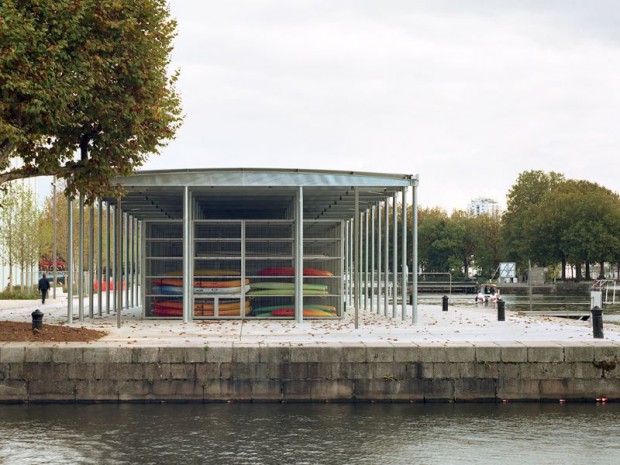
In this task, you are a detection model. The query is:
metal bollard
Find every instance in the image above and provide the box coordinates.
[591,306,604,339]
[32,309,44,332]
[497,299,505,321]
[442,295,449,311]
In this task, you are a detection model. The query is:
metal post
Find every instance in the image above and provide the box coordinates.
[370,206,375,313]
[383,197,389,316]
[412,177,419,324]
[354,188,360,329]
[115,199,122,328]
[103,202,109,314]
[340,219,345,317]
[294,186,304,323]
[124,213,129,309]
[110,204,115,313]
[52,178,57,299]
[497,299,505,321]
[392,193,398,318]
[183,186,191,323]
[89,204,94,318]
[97,200,103,316]
[67,198,73,324]
[364,209,369,310]
[528,259,533,312]
[135,218,140,308]
[78,193,85,322]
[344,221,349,308]
[127,216,132,309]
[377,203,382,315]
[349,218,354,307]
[591,306,604,338]
[401,188,408,320]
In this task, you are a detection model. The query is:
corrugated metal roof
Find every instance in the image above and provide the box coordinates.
[105,168,418,221]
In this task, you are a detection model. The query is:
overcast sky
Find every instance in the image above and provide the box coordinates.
[141,0,620,211]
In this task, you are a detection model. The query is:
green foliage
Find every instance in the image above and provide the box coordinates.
[0,182,43,287]
[417,207,501,277]
[0,286,39,300]
[501,170,565,270]
[0,0,183,201]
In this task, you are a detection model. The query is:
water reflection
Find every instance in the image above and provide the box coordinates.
[0,403,618,464]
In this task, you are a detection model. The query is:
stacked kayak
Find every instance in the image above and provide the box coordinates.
[248,282,328,296]
[152,278,250,295]
[152,300,251,317]
[252,304,337,318]
[257,267,333,277]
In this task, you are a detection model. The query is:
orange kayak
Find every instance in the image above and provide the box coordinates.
[153,278,250,288]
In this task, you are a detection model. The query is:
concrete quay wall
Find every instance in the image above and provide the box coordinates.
[0,343,619,403]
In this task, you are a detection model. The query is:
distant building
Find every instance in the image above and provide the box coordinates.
[468,197,501,217]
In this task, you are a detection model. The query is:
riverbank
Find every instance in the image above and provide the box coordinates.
[0,297,618,402]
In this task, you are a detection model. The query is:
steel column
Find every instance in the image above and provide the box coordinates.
[124,212,130,309]
[67,198,74,323]
[78,194,85,321]
[115,200,122,328]
[183,186,191,323]
[52,179,57,299]
[354,188,360,329]
[340,220,345,317]
[106,202,111,314]
[89,205,94,318]
[344,221,349,308]
[383,198,389,316]
[364,209,369,310]
[392,193,398,318]
[294,186,304,323]
[377,203,382,315]
[412,177,419,324]
[401,188,408,320]
[370,206,375,313]
[97,200,103,316]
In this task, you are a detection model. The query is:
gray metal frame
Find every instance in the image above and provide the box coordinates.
[64,168,418,325]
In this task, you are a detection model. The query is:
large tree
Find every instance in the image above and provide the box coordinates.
[532,180,620,280]
[501,170,565,271]
[0,0,182,200]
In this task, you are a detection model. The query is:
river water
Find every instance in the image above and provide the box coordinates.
[0,403,618,464]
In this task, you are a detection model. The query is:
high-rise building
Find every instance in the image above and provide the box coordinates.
[468,197,501,217]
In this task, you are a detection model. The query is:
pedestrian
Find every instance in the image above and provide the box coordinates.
[38,273,50,304]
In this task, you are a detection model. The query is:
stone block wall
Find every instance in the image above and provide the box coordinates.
[0,343,618,402]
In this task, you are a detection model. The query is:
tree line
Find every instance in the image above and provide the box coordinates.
[416,170,620,281]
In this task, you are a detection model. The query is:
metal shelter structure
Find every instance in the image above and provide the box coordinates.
[65,168,419,327]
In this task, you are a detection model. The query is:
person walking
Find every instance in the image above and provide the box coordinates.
[38,273,50,304]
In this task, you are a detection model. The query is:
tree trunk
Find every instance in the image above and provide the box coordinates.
[561,256,566,281]
[585,261,591,281]
[575,263,582,282]
[600,261,605,279]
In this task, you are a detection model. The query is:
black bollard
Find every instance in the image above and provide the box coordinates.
[591,306,604,339]
[442,295,449,311]
[32,309,44,332]
[497,299,505,321]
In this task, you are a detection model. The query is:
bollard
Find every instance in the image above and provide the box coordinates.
[32,309,44,332]
[497,299,505,321]
[442,295,449,312]
[591,306,604,339]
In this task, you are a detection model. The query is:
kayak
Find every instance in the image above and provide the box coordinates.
[153,278,250,288]
[252,304,337,317]
[250,282,328,291]
[257,268,333,277]
[247,289,328,296]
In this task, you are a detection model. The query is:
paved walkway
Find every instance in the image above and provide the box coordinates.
[1,296,618,347]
